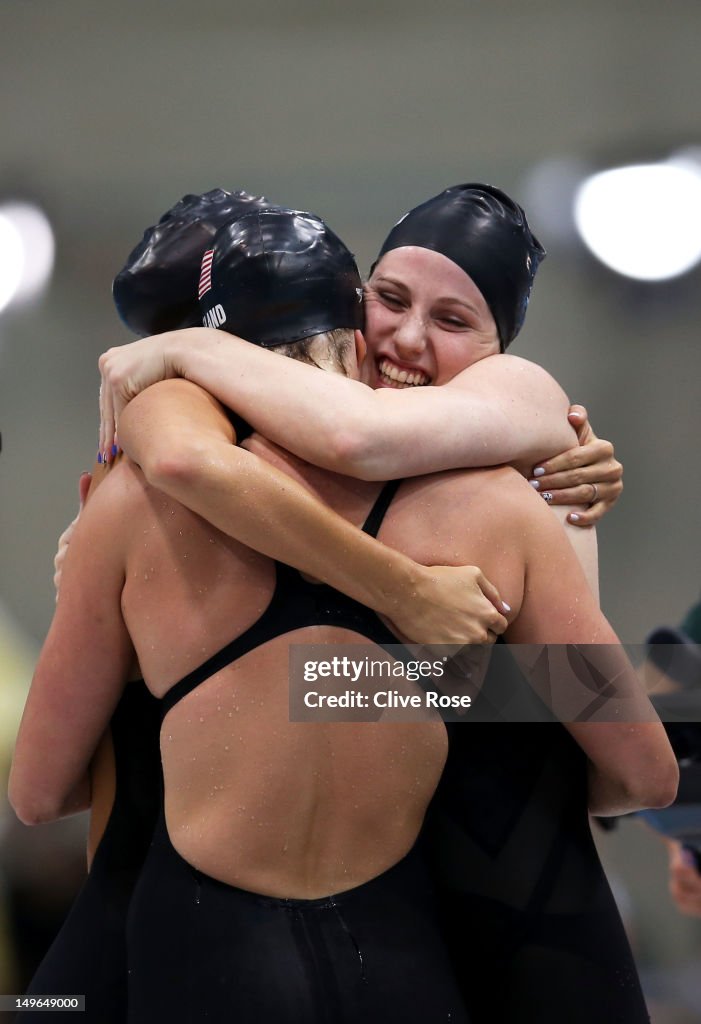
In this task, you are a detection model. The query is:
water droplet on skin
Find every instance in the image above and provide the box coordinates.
[224,745,229,752]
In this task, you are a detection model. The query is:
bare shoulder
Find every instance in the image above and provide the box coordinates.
[401,463,535,522]
[386,465,546,582]
[449,353,570,403]
[463,464,549,519]
[82,457,152,526]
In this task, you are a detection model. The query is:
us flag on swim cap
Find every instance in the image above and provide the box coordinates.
[198,249,214,299]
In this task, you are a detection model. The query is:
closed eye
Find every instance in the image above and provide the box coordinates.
[378,291,405,309]
[438,316,468,328]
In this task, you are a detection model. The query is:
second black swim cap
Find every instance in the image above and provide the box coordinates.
[374,183,546,349]
[198,209,364,347]
[113,188,276,336]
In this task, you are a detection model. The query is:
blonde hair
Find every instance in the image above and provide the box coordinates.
[270,328,355,376]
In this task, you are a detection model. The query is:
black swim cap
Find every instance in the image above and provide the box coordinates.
[198,209,364,347]
[374,183,546,349]
[113,188,276,336]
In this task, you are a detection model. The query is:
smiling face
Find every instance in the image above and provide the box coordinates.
[361,247,500,389]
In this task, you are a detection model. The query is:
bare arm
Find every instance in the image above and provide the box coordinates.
[100,329,576,479]
[50,464,132,860]
[505,484,677,816]
[9,478,134,825]
[102,331,607,597]
[118,379,509,645]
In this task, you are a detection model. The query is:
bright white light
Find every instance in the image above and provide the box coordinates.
[667,146,701,175]
[0,214,25,314]
[0,202,55,305]
[574,163,701,281]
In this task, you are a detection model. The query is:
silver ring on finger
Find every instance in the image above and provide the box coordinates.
[542,491,553,504]
[588,483,599,505]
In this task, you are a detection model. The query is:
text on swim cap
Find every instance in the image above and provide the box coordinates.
[202,304,227,329]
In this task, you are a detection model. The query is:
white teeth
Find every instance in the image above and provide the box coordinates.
[378,359,430,387]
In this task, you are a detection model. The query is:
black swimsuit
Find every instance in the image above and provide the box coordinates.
[21,682,161,1023]
[423,651,650,1023]
[157,479,405,719]
[23,476,649,1023]
[125,479,468,1024]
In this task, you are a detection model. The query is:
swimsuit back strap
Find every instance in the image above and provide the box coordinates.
[361,480,403,538]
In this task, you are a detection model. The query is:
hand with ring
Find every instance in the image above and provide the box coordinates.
[528,405,623,526]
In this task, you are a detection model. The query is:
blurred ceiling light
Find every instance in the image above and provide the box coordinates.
[0,202,54,314]
[667,146,701,174]
[0,213,24,314]
[574,163,701,281]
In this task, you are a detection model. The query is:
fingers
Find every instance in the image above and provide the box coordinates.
[98,353,117,464]
[78,471,92,507]
[98,375,105,462]
[532,438,615,479]
[529,456,621,492]
[530,439,624,526]
[485,606,509,638]
[567,403,588,422]
[104,373,117,464]
[567,404,594,444]
[534,477,622,521]
[532,482,618,507]
[53,519,77,601]
[475,571,511,617]
[54,470,93,601]
[566,504,609,526]
[53,523,74,567]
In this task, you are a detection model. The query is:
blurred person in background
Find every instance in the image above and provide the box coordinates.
[644,595,701,921]
[667,840,701,917]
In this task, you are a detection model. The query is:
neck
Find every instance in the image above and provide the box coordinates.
[242,435,379,523]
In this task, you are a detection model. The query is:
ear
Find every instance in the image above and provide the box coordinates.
[354,329,367,368]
